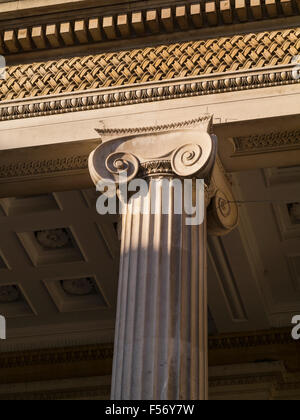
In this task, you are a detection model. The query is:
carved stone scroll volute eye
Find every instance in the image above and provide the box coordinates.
[207,188,239,236]
[171,144,203,177]
[171,132,217,178]
[105,152,140,184]
[89,147,140,186]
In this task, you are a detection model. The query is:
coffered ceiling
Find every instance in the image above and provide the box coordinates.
[0,164,299,351]
[0,189,120,351]
[208,164,300,332]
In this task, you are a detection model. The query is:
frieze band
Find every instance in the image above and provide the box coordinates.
[232,129,300,155]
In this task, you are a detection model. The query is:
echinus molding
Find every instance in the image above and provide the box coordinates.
[0,28,299,121]
[0,0,299,55]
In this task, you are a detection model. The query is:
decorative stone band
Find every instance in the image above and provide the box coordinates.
[139,160,175,178]
[0,328,294,370]
[1,1,299,56]
[232,129,300,156]
[0,345,114,369]
[208,328,296,350]
[0,155,89,179]
[2,129,298,182]
[0,64,298,122]
[95,115,214,138]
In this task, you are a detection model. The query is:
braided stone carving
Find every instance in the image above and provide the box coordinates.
[0,28,299,101]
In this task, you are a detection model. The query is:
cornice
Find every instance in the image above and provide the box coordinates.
[4,27,298,101]
[0,1,299,56]
[0,27,298,121]
[0,65,298,122]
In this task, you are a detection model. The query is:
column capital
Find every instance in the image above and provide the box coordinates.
[207,157,239,235]
[88,114,239,235]
[88,115,217,185]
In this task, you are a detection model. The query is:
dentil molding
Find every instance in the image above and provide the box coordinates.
[0,0,299,56]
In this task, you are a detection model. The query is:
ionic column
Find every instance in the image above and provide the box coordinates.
[89,116,218,400]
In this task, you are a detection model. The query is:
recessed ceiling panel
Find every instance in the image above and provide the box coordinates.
[43,276,108,313]
[17,227,85,266]
[0,285,34,318]
[0,189,120,349]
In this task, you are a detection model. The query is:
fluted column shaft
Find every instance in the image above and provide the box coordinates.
[111,178,208,400]
[88,116,220,400]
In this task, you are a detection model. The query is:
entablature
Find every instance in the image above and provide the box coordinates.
[0,26,299,122]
